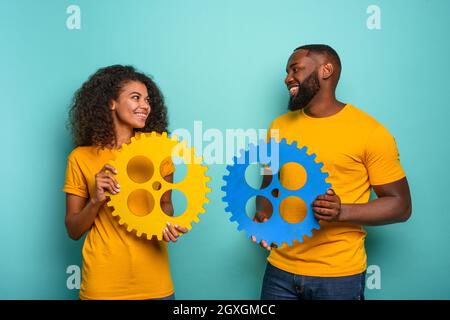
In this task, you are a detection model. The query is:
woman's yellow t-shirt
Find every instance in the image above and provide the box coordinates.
[267,104,406,277]
[63,137,175,300]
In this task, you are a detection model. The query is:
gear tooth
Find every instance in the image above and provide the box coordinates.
[291,140,298,148]
[224,206,230,212]
[205,187,212,193]
[317,162,324,168]
[150,131,157,137]
[193,216,200,223]
[136,230,143,237]
[199,207,206,213]
[280,138,287,144]
[161,132,168,138]
[111,210,118,217]
[118,218,125,225]
[204,197,210,204]
[130,136,137,143]
[229,215,237,222]
[170,133,178,141]
[126,226,133,232]
[221,186,227,192]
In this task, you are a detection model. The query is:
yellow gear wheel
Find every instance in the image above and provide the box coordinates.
[106,131,210,240]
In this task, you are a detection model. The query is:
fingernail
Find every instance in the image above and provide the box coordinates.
[167,222,171,227]
[164,228,168,233]
[174,224,178,228]
[117,184,121,188]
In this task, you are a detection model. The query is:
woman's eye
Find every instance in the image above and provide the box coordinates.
[132,96,139,100]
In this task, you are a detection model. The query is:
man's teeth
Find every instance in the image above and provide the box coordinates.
[289,87,299,95]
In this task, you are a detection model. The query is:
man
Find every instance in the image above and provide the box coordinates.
[252,44,412,300]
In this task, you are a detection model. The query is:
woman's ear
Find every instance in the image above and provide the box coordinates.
[110,100,116,111]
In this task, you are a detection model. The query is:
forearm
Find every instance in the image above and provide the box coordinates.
[66,199,103,240]
[339,196,411,226]
[256,195,272,219]
[162,201,174,216]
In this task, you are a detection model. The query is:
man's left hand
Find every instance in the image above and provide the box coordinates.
[312,188,341,222]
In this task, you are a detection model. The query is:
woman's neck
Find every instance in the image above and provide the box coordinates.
[113,123,134,149]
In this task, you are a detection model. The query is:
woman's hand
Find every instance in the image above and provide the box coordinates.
[163,222,188,243]
[93,164,120,205]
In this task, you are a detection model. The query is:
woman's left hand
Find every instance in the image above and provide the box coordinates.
[163,222,188,242]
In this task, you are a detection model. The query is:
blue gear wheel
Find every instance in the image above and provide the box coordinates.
[221,138,331,247]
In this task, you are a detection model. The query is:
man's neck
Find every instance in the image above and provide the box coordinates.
[303,91,345,118]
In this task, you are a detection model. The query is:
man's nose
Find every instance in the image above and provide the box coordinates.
[285,73,294,86]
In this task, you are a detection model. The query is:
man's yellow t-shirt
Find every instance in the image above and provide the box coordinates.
[63,135,175,300]
[267,104,405,277]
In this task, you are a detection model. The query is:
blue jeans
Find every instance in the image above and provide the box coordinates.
[261,263,365,300]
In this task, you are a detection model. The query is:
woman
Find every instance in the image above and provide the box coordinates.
[64,65,187,300]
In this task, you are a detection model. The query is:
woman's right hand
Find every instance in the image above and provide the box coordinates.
[92,164,120,205]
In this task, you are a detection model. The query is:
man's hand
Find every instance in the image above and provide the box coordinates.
[312,188,341,222]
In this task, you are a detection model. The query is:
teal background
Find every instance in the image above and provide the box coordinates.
[0,0,449,299]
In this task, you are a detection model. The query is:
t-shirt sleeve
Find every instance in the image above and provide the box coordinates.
[364,125,406,186]
[160,158,175,178]
[63,151,89,198]
[267,119,279,142]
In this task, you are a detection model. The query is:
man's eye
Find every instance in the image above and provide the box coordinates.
[293,67,298,73]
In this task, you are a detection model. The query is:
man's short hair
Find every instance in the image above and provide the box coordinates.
[294,44,342,72]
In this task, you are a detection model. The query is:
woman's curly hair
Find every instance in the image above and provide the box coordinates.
[69,65,168,147]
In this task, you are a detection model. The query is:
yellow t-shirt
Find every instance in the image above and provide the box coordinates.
[267,104,405,277]
[63,136,175,300]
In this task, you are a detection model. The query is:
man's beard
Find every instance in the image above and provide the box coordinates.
[288,71,320,111]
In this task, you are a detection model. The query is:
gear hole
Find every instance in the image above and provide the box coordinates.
[127,156,154,183]
[152,181,162,190]
[279,196,307,224]
[161,189,187,217]
[161,156,187,184]
[245,195,273,223]
[127,189,155,216]
[245,163,273,190]
[278,162,307,190]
